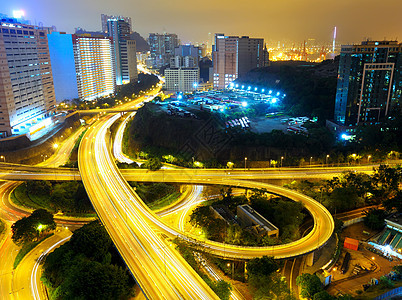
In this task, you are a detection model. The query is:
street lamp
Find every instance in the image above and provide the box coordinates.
[0,155,5,162]
[310,156,312,167]
[326,154,329,166]
[227,262,234,279]
[281,156,284,168]
[368,155,372,164]
[244,157,247,170]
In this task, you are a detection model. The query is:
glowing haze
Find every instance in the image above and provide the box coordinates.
[2,0,401,44]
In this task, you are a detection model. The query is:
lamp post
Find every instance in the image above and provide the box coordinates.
[368,155,372,164]
[53,144,59,180]
[244,157,247,170]
[281,156,284,168]
[310,156,312,167]
[326,154,329,166]
[0,155,5,162]
[227,262,234,279]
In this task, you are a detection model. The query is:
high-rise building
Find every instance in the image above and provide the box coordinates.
[148,33,179,68]
[72,34,115,101]
[107,18,137,85]
[101,14,132,34]
[47,32,79,102]
[170,55,197,68]
[0,15,56,137]
[212,34,269,89]
[174,45,200,61]
[164,68,199,93]
[334,40,402,127]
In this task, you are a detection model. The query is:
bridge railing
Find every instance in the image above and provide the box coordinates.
[374,286,402,300]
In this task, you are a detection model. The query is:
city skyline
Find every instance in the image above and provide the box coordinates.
[2,0,401,45]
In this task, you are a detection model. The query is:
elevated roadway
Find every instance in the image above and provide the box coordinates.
[77,110,336,299]
[0,164,377,182]
[78,114,218,299]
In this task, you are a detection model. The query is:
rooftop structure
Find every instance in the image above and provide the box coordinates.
[237,204,278,237]
[375,213,402,252]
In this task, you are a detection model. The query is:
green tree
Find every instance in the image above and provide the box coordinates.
[372,165,402,199]
[25,180,52,196]
[143,157,162,171]
[50,183,75,212]
[210,280,232,300]
[69,221,112,261]
[11,217,36,245]
[247,256,278,278]
[328,187,361,213]
[41,242,76,288]
[383,191,402,213]
[363,208,386,230]
[30,209,56,230]
[59,260,132,300]
[313,291,335,300]
[296,273,323,299]
[379,275,394,289]
[11,209,55,245]
[190,206,213,228]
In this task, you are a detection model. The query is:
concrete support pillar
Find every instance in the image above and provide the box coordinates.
[306,252,315,267]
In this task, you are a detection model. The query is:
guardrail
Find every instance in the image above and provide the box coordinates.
[374,286,402,300]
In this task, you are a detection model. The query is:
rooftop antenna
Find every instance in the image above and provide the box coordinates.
[332,26,337,53]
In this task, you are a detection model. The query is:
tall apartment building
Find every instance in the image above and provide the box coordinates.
[212,34,269,89]
[170,55,197,68]
[72,34,115,101]
[47,32,79,102]
[101,14,132,34]
[107,18,137,85]
[333,40,402,127]
[164,68,199,93]
[174,45,200,61]
[0,16,56,137]
[148,33,179,68]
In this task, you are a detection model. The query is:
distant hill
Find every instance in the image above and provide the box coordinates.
[130,32,149,52]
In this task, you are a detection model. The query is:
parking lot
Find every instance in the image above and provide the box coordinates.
[157,89,315,134]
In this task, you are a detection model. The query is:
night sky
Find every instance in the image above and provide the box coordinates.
[2,0,402,45]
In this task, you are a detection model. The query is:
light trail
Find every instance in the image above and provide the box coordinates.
[79,112,218,299]
[31,235,72,300]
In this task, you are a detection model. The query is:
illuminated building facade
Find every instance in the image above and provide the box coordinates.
[148,33,179,68]
[164,68,199,93]
[334,40,402,126]
[72,35,115,101]
[0,16,56,137]
[174,44,200,65]
[213,34,269,89]
[47,32,79,102]
[101,14,132,34]
[107,18,137,85]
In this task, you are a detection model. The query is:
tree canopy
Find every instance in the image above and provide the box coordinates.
[42,220,134,300]
[296,273,323,299]
[11,209,56,245]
